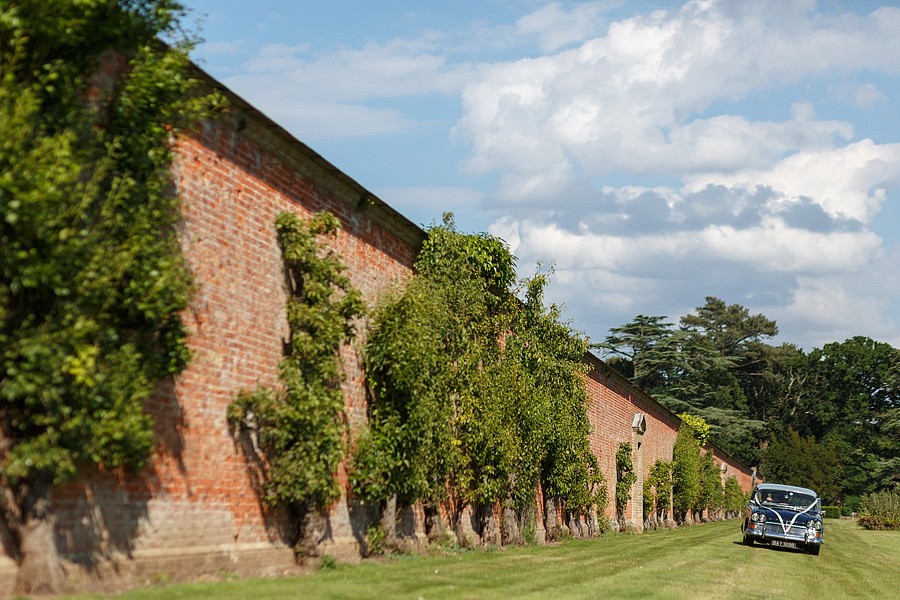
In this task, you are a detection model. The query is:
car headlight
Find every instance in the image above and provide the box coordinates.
[750,512,766,523]
[807,520,822,531]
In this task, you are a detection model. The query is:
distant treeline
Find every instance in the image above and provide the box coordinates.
[597,297,899,504]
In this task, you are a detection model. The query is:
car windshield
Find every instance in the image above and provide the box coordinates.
[756,489,817,510]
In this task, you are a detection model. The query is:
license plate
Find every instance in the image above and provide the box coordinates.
[770,540,796,549]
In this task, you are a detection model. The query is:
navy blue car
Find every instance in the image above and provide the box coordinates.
[741,483,824,555]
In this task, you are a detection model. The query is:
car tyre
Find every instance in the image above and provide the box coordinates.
[742,535,754,546]
[807,544,820,556]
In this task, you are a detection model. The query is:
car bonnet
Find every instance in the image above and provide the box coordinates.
[758,500,820,532]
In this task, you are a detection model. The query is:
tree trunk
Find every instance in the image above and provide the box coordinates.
[501,505,520,545]
[381,494,398,548]
[15,480,66,595]
[294,508,329,560]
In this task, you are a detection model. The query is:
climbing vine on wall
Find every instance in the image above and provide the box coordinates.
[723,476,745,517]
[615,442,637,524]
[229,211,365,515]
[0,1,223,592]
[646,459,673,522]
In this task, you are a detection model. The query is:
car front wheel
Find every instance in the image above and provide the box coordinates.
[807,544,820,556]
[742,535,754,546]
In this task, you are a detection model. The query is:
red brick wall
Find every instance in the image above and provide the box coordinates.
[710,446,757,491]
[583,356,756,529]
[584,356,681,528]
[144,108,422,550]
[31,94,424,585]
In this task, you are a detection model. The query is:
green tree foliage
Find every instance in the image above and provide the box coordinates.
[642,479,654,523]
[601,297,900,489]
[857,488,899,530]
[513,272,606,515]
[353,215,515,511]
[722,476,744,517]
[598,300,769,466]
[760,428,843,503]
[677,413,711,447]
[354,216,604,537]
[597,315,679,391]
[680,296,778,358]
[788,337,900,496]
[228,213,365,525]
[0,1,217,593]
[672,426,701,522]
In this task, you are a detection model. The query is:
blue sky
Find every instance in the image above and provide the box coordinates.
[183,0,900,351]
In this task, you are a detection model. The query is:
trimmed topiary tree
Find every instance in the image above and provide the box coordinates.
[352,215,605,543]
[672,426,701,523]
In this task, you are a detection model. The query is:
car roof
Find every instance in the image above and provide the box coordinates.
[756,483,818,497]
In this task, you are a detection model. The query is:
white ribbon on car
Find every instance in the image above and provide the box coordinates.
[768,498,819,535]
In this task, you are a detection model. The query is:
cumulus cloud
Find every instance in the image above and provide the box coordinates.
[684,140,900,222]
[515,1,615,52]
[465,1,900,348]
[456,2,900,187]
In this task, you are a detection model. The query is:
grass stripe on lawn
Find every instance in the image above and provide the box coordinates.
[61,518,900,600]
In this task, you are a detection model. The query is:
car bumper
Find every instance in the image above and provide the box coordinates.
[745,523,823,546]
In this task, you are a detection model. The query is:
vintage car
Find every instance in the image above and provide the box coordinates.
[741,483,824,555]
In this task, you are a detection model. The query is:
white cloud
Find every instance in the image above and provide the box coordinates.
[515,1,615,52]
[773,252,900,348]
[262,102,418,139]
[684,140,900,223]
[851,83,888,109]
[492,210,892,348]
[456,2,900,187]
[231,39,469,101]
[493,211,880,276]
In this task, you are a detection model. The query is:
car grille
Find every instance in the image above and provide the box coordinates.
[762,522,807,538]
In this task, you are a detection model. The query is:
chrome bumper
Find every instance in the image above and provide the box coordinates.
[745,523,823,545]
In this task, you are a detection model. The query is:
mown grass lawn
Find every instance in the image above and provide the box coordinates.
[61,518,899,600]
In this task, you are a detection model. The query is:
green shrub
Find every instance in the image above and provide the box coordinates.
[857,489,900,530]
[672,427,700,522]
[228,212,366,527]
[822,505,840,519]
[723,476,744,517]
[857,515,899,530]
